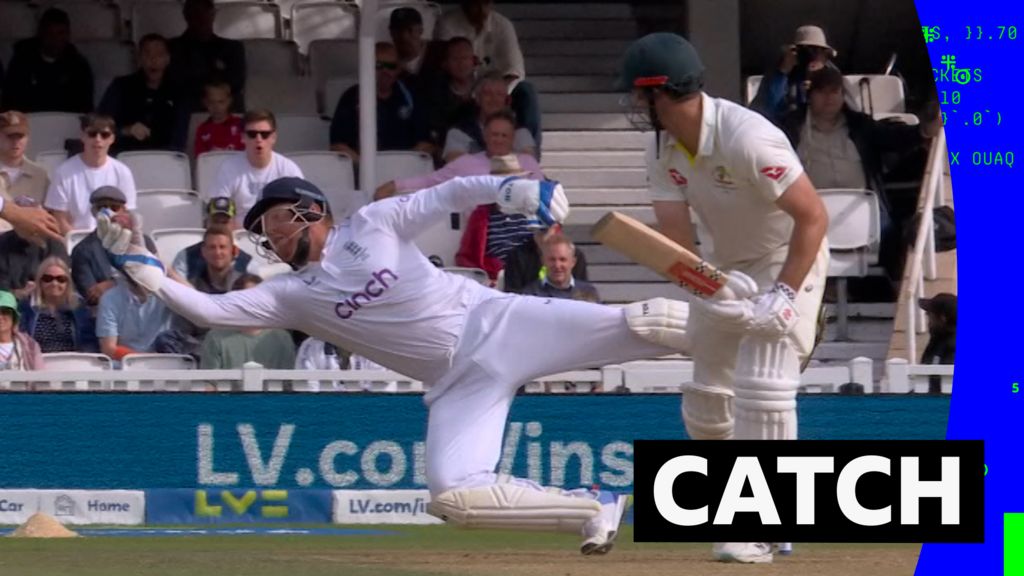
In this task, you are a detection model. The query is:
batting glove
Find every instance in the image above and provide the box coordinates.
[97,209,166,293]
[497,177,570,228]
[747,282,800,337]
[715,269,759,301]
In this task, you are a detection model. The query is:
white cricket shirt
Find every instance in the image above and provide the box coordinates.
[210,152,304,225]
[44,155,138,230]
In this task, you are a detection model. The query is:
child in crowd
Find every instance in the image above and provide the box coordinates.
[194,80,244,156]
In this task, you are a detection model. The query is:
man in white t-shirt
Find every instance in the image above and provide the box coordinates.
[618,33,830,564]
[44,113,138,233]
[209,109,303,227]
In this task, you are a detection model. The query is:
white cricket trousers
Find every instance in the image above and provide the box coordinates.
[423,294,673,496]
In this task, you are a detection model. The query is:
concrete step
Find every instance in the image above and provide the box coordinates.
[823,302,896,320]
[516,19,638,40]
[545,167,646,188]
[589,264,663,283]
[537,93,625,114]
[543,113,634,131]
[543,130,649,151]
[531,75,618,93]
[500,3,634,20]
[526,56,620,76]
[595,282,679,303]
[566,189,647,206]
[522,39,631,57]
[543,150,644,168]
[565,205,653,226]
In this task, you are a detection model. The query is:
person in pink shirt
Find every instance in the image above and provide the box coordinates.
[374,109,540,200]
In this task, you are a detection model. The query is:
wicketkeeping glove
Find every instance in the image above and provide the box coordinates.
[96,209,166,293]
[496,177,570,228]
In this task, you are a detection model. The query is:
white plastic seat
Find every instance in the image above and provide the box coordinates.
[290,1,358,54]
[46,1,121,40]
[42,352,113,371]
[121,353,196,370]
[374,1,440,41]
[213,1,282,40]
[243,39,301,77]
[443,267,488,285]
[846,74,906,115]
[375,151,434,187]
[745,75,762,105]
[66,229,92,253]
[196,150,241,199]
[286,151,356,213]
[132,1,187,43]
[152,228,204,262]
[25,113,80,160]
[246,75,318,114]
[322,75,357,117]
[137,189,204,230]
[274,114,330,152]
[76,40,136,105]
[819,188,882,340]
[874,112,919,126]
[412,210,470,268]
[119,151,193,190]
[36,150,69,177]
[0,3,36,39]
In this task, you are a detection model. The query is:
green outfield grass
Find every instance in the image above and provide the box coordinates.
[0,525,922,576]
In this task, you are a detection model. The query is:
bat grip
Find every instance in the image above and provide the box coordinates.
[712,284,737,302]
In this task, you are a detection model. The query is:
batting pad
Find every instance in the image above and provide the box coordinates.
[427,484,601,533]
[732,335,800,440]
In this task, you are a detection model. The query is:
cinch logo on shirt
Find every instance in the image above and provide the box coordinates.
[668,168,688,188]
[334,269,399,319]
[760,166,788,181]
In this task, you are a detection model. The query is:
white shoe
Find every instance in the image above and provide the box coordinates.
[712,542,774,563]
[580,492,628,556]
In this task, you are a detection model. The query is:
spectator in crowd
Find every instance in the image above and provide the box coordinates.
[194,80,244,156]
[0,112,50,227]
[99,34,187,153]
[435,0,541,146]
[329,43,434,162]
[751,25,850,127]
[424,37,478,146]
[504,224,589,293]
[167,0,246,112]
[521,234,599,302]
[188,225,246,294]
[781,66,940,279]
[1,8,93,113]
[295,337,348,392]
[172,198,253,279]
[0,200,68,299]
[376,110,540,200]
[390,7,428,77]
[199,274,296,369]
[0,290,44,371]
[920,293,956,394]
[211,109,303,227]
[96,272,174,361]
[45,114,138,233]
[453,154,535,281]
[18,256,97,353]
[442,72,535,163]
[70,186,157,306]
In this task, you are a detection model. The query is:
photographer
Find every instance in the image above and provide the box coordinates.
[751,25,850,126]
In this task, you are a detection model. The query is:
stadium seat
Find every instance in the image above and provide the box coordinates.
[374,1,441,42]
[243,39,301,77]
[66,229,92,253]
[184,111,206,159]
[375,151,434,187]
[132,1,186,44]
[745,75,761,105]
[214,1,282,40]
[285,151,357,214]
[411,210,469,269]
[195,150,240,199]
[47,0,122,40]
[321,75,357,117]
[874,112,919,125]
[118,151,193,191]
[36,150,69,177]
[274,114,330,152]
[121,353,196,370]
[42,352,113,371]
[0,2,36,40]
[819,188,882,340]
[290,0,358,54]
[442,267,489,285]
[246,75,318,114]
[847,74,906,115]
[152,228,204,262]
[78,40,136,106]
[136,189,204,230]
[25,113,80,160]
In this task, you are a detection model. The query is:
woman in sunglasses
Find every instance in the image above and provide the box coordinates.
[17,257,97,353]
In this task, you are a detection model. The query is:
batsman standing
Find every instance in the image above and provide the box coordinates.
[97,173,754,555]
[618,33,830,563]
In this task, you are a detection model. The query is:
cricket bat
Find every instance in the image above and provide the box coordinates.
[591,211,735,300]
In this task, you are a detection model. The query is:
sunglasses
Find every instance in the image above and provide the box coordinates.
[376,61,399,71]
[41,274,69,284]
[86,129,114,140]
[245,129,275,140]
[3,132,26,140]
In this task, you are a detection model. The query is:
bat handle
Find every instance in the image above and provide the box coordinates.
[712,284,737,302]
